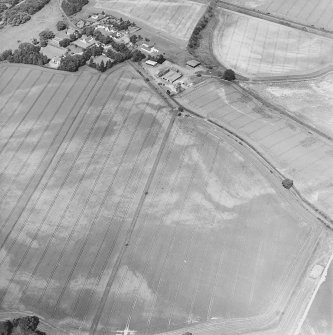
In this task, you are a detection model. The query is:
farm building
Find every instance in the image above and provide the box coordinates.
[157,68,170,77]
[72,36,97,51]
[145,60,158,67]
[162,70,183,83]
[140,43,159,54]
[187,59,201,68]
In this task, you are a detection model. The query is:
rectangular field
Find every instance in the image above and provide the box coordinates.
[213,9,333,77]
[87,0,207,42]
[221,0,333,32]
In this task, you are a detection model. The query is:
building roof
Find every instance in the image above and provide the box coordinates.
[186,59,201,67]
[68,44,84,55]
[145,60,157,66]
[41,45,67,59]
[162,70,182,83]
[92,55,114,65]
[72,36,96,49]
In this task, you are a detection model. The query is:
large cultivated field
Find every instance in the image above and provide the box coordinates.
[177,79,333,220]
[241,74,333,139]
[221,0,333,32]
[0,64,328,335]
[213,9,333,77]
[86,0,207,42]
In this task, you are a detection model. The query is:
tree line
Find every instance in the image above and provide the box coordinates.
[0,43,48,65]
[61,0,88,16]
[0,316,46,335]
[2,0,50,26]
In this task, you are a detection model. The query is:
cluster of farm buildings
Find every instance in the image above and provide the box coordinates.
[41,12,161,69]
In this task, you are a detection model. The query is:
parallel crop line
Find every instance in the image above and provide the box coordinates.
[0,76,66,201]
[0,70,42,133]
[75,97,166,330]
[0,69,31,121]
[11,72,130,309]
[0,74,82,234]
[89,102,176,335]
[105,123,183,329]
[33,74,134,308]
[0,73,56,156]
[0,73,98,253]
[70,90,163,322]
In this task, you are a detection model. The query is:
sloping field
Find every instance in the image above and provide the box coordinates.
[0,64,326,335]
[212,9,333,77]
[88,0,207,42]
[177,79,333,220]
[241,74,333,139]
[221,0,333,32]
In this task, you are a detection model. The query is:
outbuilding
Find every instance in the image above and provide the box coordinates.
[145,60,157,67]
[186,59,201,68]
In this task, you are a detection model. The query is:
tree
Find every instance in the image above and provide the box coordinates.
[129,34,138,44]
[40,39,47,47]
[98,60,106,72]
[39,30,55,40]
[56,20,67,31]
[131,49,145,62]
[59,38,71,48]
[223,69,236,81]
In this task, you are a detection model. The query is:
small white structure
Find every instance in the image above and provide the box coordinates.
[310,264,324,279]
[145,60,157,67]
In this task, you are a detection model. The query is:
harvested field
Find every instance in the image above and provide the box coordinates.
[177,79,333,220]
[212,9,333,77]
[86,0,207,42]
[0,63,326,335]
[0,0,63,52]
[241,74,333,139]
[221,0,333,32]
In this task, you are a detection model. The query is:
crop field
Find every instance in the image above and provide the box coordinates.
[87,0,207,42]
[212,9,333,77]
[241,74,333,139]
[221,0,333,32]
[177,79,333,220]
[0,63,325,335]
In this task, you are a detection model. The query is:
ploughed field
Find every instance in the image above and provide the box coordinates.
[220,0,333,32]
[0,64,325,335]
[213,9,333,77]
[87,0,207,42]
